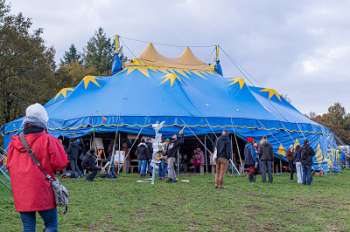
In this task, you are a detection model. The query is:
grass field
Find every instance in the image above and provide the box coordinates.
[1,171,350,232]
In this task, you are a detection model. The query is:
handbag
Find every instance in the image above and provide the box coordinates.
[19,133,69,214]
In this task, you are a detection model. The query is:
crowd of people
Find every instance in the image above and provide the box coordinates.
[243,135,316,186]
[4,103,323,231]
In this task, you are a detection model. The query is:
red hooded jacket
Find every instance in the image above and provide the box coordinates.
[7,132,68,212]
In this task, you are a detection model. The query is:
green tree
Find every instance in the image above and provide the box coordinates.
[60,44,82,65]
[55,61,96,88]
[0,0,56,124]
[83,27,113,75]
[310,103,350,144]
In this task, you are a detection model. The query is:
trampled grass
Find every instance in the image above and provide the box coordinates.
[1,171,350,232]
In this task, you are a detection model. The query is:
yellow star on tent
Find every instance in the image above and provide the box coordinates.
[260,88,282,100]
[161,73,182,87]
[83,75,100,89]
[126,67,149,77]
[294,139,300,149]
[176,70,190,79]
[55,87,73,99]
[315,143,323,163]
[277,144,286,156]
[229,77,246,89]
[192,71,207,79]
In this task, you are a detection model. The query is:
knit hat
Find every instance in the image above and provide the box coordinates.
[22,103,49,129]
[247,137,254,143]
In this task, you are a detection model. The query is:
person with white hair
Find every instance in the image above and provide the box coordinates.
[259,136,274,183]
[6,103,68,232]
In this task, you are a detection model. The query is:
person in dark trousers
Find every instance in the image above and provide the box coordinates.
[294,145,303,184]
[244,137,258,183]
[301,140,315,185]
[82,149,100,181]
[136,140,150,177]
[215,130,232,189]
[166,130,184,183]
[286,145,295,180]
[146,138,154,175]
[259,136,274,183]
[67,139,83,177]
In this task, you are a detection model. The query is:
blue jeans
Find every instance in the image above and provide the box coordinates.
[158,160,167,178]
[139,160,148,176]
[302,165,313,185]
[260,160,273,183]
[20,208,57,232]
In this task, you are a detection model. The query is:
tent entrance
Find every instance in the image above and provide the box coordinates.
[181,134,246,174]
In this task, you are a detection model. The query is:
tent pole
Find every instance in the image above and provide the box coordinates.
[204,135,208,173]
[230,135,234,175]
[109,131,118,176]
[185,127,212,157]
[123,127,144,167]
[233,133,243,174]
[177,150,180,176]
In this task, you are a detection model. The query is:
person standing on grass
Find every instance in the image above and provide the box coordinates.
[244,137,258,183]
[67,139,82,177]
[165,129,184,183]
[286,145,295,180]
[215,130,232,189]
[136,139,149,177]
[6,103,69,232]
[259,136,274,183]
[294,145,303,184]
[301,140,315,185]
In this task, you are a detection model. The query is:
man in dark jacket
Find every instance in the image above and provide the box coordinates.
[301,140,315,185]
[136,140,149,177]
[82,149,100,181]
[67,139,82,177]
[215,130,232,188]
[165,130,184,183]
[259,136,274,183]
[145,138,153,176]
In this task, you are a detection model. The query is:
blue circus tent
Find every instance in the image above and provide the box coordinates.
[1,42,337,170]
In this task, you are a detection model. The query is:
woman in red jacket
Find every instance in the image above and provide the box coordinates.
[7,103,68,232]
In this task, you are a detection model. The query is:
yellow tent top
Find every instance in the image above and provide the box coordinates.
[125,43,214,72]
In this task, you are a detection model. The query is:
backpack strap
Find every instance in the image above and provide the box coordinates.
[19,133,53,182]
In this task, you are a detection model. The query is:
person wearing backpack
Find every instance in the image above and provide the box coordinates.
[6,103,69,232]
[244,137,258,183]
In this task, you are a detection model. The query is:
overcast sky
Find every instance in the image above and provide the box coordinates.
[8,0,350,114]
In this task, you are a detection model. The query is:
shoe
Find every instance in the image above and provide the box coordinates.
[166,178,173,183]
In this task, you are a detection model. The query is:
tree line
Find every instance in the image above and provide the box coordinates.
[0,0,114,125]
[309,103,350,144]
[0,0,349,145]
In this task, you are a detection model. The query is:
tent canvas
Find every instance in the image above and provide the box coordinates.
[0,43,337,171]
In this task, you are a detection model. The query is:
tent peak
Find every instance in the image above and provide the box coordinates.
[126,43,214,72]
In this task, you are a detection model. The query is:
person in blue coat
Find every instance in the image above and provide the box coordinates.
[244,137,258,182]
